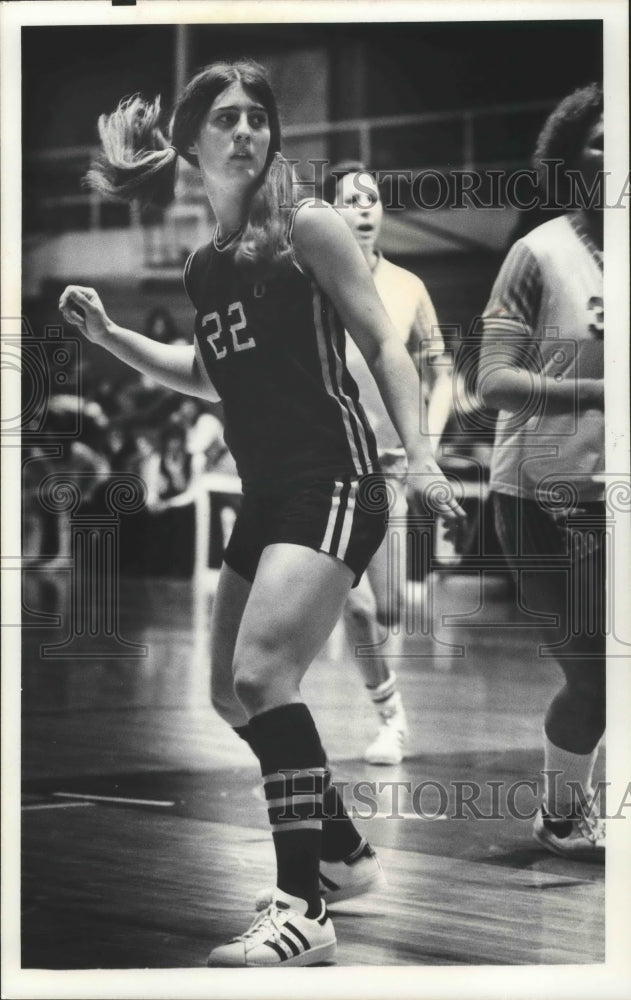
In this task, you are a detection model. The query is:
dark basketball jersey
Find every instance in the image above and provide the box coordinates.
[183,203,379,489]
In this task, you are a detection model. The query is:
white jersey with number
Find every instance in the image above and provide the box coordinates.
[344,252,444,460]
[482,214,604,501]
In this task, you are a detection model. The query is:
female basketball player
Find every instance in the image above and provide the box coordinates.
[323,161,452,765]
[478,84,605,859]
[59,60,464,966]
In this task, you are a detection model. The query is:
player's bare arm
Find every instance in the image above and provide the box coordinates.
[58,284,220,402]
[292,203,465,521]
[477,322,604,414]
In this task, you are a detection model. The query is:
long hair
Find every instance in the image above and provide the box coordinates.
[85,59,305,273]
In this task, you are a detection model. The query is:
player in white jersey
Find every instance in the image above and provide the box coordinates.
[478,84,605,859]
[325,162,452,764]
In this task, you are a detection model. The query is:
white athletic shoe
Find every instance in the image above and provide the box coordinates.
[533,806,605,861]
[208,888,337,967]
[364,691,408,765]
[255,839,386,912]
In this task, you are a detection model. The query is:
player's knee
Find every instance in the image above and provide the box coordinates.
[233,621,305,710]
[344,589,376,629]
[233,636,298,713]
[234,669,280,715]
[232,652,276,710]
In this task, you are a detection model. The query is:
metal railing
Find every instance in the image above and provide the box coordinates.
[25,97,555,239]
[282,98,554,172]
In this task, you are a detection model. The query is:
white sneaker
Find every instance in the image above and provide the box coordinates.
[364,691,408,765]
[255,839,386,912]
[533,806,605,861]
[208,888,337,967]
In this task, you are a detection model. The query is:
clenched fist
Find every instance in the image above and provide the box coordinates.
[58,286,111,345]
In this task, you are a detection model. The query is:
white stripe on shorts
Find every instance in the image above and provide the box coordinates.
[336,481,357,560]
[320,481,343,552]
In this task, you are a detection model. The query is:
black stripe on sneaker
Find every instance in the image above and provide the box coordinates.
[285,921,310,950]
[264,940,289,961]
[319,871,340,891]
[345,837,370,863]
[280,933,300,957]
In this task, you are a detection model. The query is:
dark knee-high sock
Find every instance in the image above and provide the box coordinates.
[248,703,326,917]
[236,723,363,863]
[234,724,258,756]
[321,773,363,862]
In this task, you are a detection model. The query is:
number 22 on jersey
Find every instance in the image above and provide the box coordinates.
[202,301,255,360]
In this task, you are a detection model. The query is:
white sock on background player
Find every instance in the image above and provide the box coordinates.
[364,669,408,765]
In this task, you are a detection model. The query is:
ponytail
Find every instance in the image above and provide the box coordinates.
[85,60,308,276]
[84,94,178,207]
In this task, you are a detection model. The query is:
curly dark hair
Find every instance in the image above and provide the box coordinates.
[533,82,603,208]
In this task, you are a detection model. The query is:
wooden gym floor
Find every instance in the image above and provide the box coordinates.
[17,568,607,974]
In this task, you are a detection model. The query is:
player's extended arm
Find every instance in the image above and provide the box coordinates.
[293,202,465,521]
[476,239,603,416]
[476,329,604,415]
[59,285,220,402]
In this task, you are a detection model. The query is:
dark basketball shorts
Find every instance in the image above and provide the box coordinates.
[223,473,389,587]
[492,491,606,630]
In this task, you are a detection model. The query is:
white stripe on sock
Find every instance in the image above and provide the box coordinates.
[270,818,322,834]
[265,793,323,809]
[263,767,327,785]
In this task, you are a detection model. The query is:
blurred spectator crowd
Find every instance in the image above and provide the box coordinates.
[23,306,239,577]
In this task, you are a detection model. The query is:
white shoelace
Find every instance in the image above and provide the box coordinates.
[578,812,605,845]
[236,903,289,945]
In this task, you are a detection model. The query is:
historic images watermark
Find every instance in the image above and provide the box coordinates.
[284,160,629,212]
[267,772,630,822]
